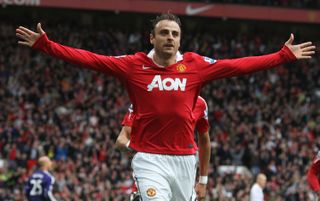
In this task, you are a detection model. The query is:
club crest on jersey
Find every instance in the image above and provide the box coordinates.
[146,187,157,198]
[176,64,187,72]
[203,56,216,64]
[147,75,187,91]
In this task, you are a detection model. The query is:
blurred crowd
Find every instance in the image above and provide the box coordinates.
[180,0,320,9]
[1,12,320,201]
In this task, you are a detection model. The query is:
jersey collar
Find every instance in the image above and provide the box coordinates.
[147,49,183,68]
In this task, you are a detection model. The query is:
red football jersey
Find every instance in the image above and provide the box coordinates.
[122,96,209,133]
[307,151,320,192]
[33,34,296,155]
[193,96,209,134]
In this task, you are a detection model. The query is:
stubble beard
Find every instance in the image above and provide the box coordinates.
[156,47,177,61]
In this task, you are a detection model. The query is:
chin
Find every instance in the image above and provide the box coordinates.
[162,49,176,56]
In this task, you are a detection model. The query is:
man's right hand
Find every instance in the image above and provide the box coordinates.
[16,23,45,47]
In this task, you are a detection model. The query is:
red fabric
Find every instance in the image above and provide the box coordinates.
[307,155,320,192]
[9,147,17,160]
[194,96,209,133]
[33,34,296,155]
[121,109,134,127]
[27,159,37,170]
[122,96,209,133]
[132,183,138,193]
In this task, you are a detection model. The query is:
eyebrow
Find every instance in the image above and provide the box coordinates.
[159,28,180,34]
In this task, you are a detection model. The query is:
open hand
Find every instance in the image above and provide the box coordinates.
[285,33,316,59]
[16,23,45,47]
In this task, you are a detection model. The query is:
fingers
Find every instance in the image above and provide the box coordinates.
[301,45,316,51]
[16,32,27,40]
[285,33,294,45]
[302,51,315,56]
[18,41,30,46]
[16,28,31,38]
[196,191,205,200]
[17,26,34,36]
[37,23,45,35]
[292,43,316,60]
[299,41,313,48]
[298,56,312,59]
[16,31,33,44]
[301,45,316,57]
[302,49,316,54]
[16,30,32,47]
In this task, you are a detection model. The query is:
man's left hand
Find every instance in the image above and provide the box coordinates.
[195,183,207,201]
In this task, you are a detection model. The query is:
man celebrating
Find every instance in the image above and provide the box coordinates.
[116,96,211,200]
[24,156,57,201]
[16,13,315,200]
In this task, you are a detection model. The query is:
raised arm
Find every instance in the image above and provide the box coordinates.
[16,23,131,78]
[199,34,316,82]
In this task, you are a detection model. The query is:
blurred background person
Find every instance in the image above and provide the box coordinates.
[24,156,56,201]
[250,173,267,201]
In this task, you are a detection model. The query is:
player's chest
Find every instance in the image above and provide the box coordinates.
[127,63,201,92]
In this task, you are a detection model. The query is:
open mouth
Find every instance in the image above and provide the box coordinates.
[164,44,174,48]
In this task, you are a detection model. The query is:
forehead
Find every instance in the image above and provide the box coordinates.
[154,20,180,32]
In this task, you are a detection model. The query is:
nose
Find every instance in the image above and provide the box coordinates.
[167,32,174,40]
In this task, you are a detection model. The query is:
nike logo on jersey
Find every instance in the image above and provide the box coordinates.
[185,4,213,16]
[142,65,152,70]
[147,75,187,91]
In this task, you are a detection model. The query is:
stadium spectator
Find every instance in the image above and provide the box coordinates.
[250,173,267,201]
[24,156,57,201]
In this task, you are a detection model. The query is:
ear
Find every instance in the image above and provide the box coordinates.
[150,33,154,45]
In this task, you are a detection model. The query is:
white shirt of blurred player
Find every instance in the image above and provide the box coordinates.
[250,173,267,201]
[250,183,263,201]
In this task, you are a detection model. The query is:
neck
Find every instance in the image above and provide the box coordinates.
[153,52,176,67]
[40,167,47,171]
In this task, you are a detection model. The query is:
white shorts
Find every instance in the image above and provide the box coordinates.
[131,152,197,201]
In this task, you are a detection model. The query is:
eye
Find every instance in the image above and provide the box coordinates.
[159,30,169,36]
[172,31,179,37]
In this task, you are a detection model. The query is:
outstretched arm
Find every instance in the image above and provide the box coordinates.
[16,23,131,78]
[200,34,316,82]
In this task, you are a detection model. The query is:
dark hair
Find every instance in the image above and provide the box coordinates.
[150,13,182,36]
